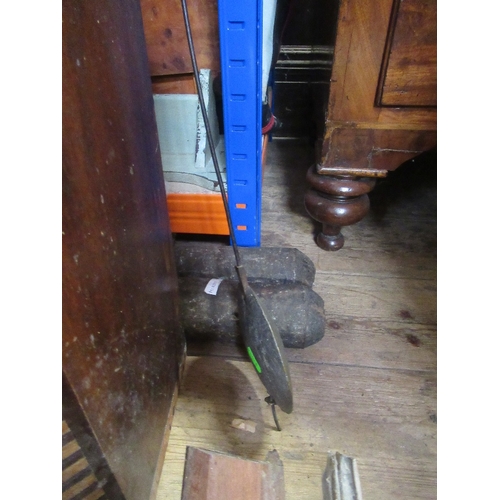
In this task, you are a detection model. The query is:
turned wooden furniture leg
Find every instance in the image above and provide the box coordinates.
[304,165,383,251]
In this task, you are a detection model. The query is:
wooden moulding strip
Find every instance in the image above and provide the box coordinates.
[322,451,363,500]
[181,447,285,500]
[167,193,229,235]
[317,166,388,178]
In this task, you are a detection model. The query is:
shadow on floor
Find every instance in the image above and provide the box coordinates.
[179,357,272,460]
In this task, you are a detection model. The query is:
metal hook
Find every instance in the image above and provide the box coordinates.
[265,396,282,432]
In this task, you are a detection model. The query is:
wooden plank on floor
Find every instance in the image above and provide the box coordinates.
[180,447,285,500]
[313,272,436,326]
[286,320,436,372]
[261,214,436,280]
[187,316,436,373]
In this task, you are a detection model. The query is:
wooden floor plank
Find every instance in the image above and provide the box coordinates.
[314,273,436,324]
[188,316,436,373]
[261,191,436,280]
[286,321,436,372]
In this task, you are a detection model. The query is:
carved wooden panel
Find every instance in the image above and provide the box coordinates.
[377,0,437,107]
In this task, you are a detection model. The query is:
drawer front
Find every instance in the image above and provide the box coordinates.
[377,0,437,107]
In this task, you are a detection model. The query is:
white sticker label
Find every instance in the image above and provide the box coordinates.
[204,278,224,296]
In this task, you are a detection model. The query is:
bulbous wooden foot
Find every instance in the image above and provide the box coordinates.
[304,165,377,251]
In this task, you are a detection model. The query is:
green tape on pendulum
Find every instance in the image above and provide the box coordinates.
[247,347,262,373]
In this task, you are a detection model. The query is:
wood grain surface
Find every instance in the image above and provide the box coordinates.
[377,0,437,107]
[318,0,436,173]
[62,0,184,498]
[157,140,436,500]
[140,0,220,76]
[180,448,285,500]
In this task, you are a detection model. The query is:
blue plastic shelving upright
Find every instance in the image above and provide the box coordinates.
[218,0,263,247]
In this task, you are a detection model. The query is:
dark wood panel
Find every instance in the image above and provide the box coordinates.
[377,0,437,107]
[327,0,395,123]
[62,0,184,498]
[140,0,220,76]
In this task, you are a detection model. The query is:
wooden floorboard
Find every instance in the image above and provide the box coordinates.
[157,139,437,500]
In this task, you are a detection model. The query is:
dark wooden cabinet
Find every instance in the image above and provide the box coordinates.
[305,0,437,250]
[62,0,184,498]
